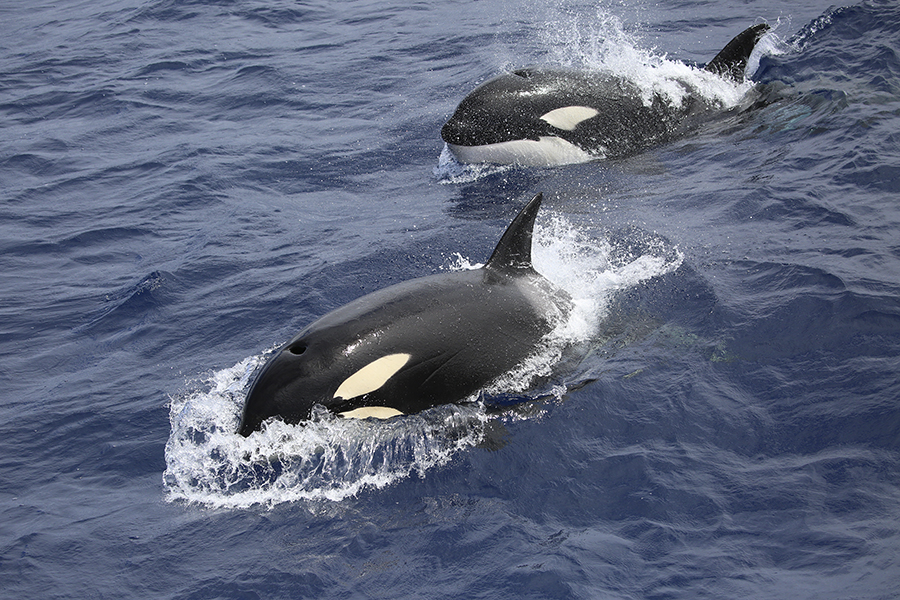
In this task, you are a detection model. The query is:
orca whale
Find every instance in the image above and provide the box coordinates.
[441,24,770,166]
[238,193,570,436]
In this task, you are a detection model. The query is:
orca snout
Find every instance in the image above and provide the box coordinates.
[237,345,318,436]
[441,115,471,146]
[237,406,266,437]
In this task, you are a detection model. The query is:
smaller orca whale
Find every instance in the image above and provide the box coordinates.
[441,24,770,166]
[238,193,571,436]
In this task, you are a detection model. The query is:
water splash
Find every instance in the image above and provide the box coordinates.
[433,144,513,184]
[488,215,683,395]
[441,251,483,271]
[163,359,489,508]
[539,10,754,109]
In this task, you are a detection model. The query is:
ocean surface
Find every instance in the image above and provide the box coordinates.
[2,0,899,598]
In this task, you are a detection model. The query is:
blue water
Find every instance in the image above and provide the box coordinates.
[2,0,899,598]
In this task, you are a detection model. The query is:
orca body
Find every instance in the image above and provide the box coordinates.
[238,193,570,436]
[441,24,770,166]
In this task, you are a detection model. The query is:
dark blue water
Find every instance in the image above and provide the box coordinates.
[2,0,899,598]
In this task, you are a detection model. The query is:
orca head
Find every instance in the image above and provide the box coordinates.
[238,335,329,436]
[442,69,601,145]
[441,69,604,165]
[442,69,542,147]
[238,329,414,436]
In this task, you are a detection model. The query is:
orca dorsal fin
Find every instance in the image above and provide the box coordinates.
[705,23,770,81]
[485,193,543,274]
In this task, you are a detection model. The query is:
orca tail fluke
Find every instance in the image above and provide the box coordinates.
[705,23,771,81]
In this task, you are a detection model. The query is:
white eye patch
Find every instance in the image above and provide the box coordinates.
[540,106,599,131]
[333,353,411,400]
[338,406,405,420]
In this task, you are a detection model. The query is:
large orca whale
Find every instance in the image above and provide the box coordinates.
[238,193,570,436]
[441,24,770,166]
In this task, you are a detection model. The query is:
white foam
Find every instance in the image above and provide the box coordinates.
[163,368,489,508]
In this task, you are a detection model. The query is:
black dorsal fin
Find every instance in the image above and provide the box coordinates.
[705,23,770,81]
[485,193,543,274]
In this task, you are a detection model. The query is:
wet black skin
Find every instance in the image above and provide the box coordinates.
[441,24,770,160]
[239,193,571,436]
[441,67,694,159]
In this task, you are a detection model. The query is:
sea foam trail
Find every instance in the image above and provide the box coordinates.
[163,215,681,508]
